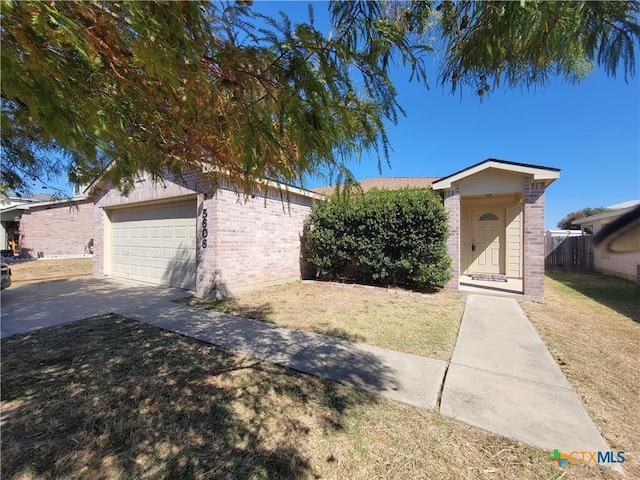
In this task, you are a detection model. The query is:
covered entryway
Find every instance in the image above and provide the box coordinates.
[109,199,197,289]
[432,159,560,301]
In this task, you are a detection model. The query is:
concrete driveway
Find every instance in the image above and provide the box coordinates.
[0,277,447,410]
[0,277,186,338]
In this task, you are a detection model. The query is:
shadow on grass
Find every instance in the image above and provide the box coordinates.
[174,296,275,323]
[1,315,377,479]
[312,277,441,294]
[311,326,366,344]
[546,271,640,323]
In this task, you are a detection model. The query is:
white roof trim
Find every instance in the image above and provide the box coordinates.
[572,206,637,226]
[432,160,559,190]
[85,162,324,201]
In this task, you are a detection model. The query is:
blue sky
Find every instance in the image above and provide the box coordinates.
[45,1,639,230]
[266,1,639,230]
[348,64,639,231]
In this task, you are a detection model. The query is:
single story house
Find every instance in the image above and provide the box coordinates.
[573,200,640,281]
[90,158,559,301]
[0,191,94,258]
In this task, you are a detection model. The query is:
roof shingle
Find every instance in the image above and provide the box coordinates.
[313,177,439,196]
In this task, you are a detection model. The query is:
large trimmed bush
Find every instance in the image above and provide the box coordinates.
[306,188,451,290]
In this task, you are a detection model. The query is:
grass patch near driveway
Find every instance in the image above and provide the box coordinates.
[7,258,93,286]
[521,271,640,479]
[1,315,611,479]
[181,281,467,360]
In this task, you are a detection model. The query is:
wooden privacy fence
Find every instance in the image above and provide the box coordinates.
[545,235,594,271]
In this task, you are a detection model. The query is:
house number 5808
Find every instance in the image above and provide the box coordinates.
[201,209,208,248]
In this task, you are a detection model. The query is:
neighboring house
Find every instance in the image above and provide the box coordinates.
[572,200,640,281]
[0,195,48,252]
[90,171,322,298]
[0,189,94,258]
[89,158,559,300]
[432,159,560,301]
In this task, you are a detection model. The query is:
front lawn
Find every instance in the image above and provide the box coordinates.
[180,281,467,360]
[521,271,640,479]
[2,314,610,480]
[7,258,93,286]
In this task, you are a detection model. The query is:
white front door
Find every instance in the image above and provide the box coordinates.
[470,210,504,274]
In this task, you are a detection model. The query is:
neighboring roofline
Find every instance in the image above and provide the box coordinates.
[545,229,586,234]
[0,197,92,216]
[1,196,43,204]
[0,204,34,215]
[606,199,640,210]
[572,205,638,226]
[432,158,560,190]
[313,176,440,195]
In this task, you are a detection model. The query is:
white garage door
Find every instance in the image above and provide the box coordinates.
[110,200,197,289]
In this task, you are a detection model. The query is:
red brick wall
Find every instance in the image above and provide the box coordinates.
[523,178,546,300]
[19,199,94,258]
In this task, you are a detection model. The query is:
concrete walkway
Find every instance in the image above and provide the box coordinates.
[441,294,614,463]
[1,279,614,469]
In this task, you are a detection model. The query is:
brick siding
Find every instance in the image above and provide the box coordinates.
[92,172,316,297]
[18,199,94,258]
[202,179,315,297]
[523,178,545,300]
[592,221,640,281]
[443,186,461,289]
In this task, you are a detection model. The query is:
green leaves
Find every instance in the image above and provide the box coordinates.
[1,1,638,195]
[306,188,451,290]
[557,206,609,234]
[437,1,640,96]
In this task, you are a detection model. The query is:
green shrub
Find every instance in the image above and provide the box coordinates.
[305,188,451,290]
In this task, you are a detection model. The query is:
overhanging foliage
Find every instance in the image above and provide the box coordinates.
[2,1,639,195]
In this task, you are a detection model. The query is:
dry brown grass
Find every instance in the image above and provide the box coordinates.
[1,315,611,479]
[521,271,640,479]
[181,281,467,360]
[7,258,93,286]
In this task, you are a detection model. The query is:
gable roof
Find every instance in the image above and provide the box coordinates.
[313,177,439,196]
[83,160,324,201]
[432,158,560,190]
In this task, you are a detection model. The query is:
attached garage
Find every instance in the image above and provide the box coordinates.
[109,199,197,289]
[91,171,321,297]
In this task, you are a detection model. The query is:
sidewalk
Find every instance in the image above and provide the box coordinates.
[440,294,615,466]
[126,300,448,410]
